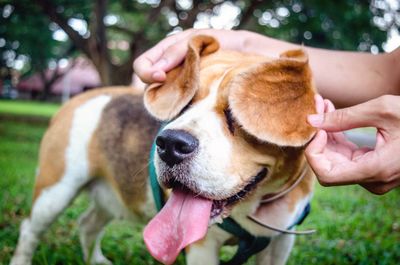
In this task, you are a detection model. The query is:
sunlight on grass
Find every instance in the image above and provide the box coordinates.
[0,100,60,117]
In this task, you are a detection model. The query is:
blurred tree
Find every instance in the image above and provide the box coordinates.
[1,0,395,89]
[240,0,389,52]
[0,1,76,99]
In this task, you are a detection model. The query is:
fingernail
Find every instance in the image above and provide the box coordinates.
[308,114,324,127]
[152,71,166,81]
[153,58,168,69]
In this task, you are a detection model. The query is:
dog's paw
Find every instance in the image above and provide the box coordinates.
[9,256,32,265]
[91,254,113,265]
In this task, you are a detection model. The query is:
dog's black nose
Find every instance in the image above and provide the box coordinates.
[156,129,199,167]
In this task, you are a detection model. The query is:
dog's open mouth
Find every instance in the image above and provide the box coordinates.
[162,167,268,221]
[210,167,268,220]
[143,168,268,265]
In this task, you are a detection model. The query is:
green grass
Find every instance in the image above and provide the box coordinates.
[0,100,60,117]
[0,116,399,265]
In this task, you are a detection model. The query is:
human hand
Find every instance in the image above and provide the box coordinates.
[133,29,249,83]
[305,95,400,195]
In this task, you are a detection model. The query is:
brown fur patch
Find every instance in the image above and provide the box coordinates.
[227,50,317,146]
[33,87,144,201]
[95,94,160,211]
[144,35,219,120]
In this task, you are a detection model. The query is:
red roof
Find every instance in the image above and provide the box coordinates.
[17,58,100,95]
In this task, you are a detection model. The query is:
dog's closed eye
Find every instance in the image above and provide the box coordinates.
[224,108,235,135]
[179,100,192,116]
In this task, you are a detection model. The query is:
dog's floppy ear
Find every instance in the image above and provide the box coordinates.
[228,49,316,147]
[144,35,219,120]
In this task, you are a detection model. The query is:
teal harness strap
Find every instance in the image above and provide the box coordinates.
[218,218,271,265]
[216,202,311,265]
[149,141,164,211]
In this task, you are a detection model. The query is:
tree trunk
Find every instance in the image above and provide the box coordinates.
[110,59,135,86]
[91,55,113,86]
[40,82,52,101]
[90,0,113,86]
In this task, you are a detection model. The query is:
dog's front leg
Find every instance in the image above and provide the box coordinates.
[186,226,231,265]
[255,233,295,265]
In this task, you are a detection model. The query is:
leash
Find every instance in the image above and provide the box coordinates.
[148,137,314,265]
[260,167,308,204]
[244,166,316,236]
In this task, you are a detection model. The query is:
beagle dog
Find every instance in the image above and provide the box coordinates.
[10,35,317,265]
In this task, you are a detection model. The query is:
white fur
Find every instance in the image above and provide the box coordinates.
[255,234,295,265]
[89,179,134,221]
[186,226,231,265]
[188,195,311,265]
[78,203,113,265]
[11,95,111,265]
[160,75,240,199]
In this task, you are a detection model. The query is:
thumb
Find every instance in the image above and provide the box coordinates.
[155,42,189,73]
[307,101,380,132]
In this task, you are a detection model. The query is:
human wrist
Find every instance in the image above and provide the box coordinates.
[238,30,294,57]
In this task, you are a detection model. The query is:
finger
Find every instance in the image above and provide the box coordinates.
[133,31,194,83]
[324,99,336,113]
[352,147,373,160]
[157,40,190,72]
[316,150,381,186]
[331,132,359,151]
[361,177,400,195]
[324,99,350,145]
[308,101,381,132]
[306,131,381,186]
[314,94,324,114]
[154,29,200,72]
[324,99,348,145]
[308,95,324,125]
[133,38,176,83]
[305,130,333,175]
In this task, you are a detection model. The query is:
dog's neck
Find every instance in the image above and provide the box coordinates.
[260,166,309,204]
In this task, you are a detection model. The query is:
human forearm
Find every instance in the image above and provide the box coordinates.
[134,29,400,107]
[307,48,400,108]
[240,30,400,107]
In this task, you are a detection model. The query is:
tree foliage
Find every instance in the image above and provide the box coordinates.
[0,0,75,99]
[246,0,387,51]
[0,0,395,89]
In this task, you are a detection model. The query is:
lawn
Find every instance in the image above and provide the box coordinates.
[0,101,399,265]
[0,100,60,117]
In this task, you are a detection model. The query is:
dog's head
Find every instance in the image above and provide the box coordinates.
[145,35,316,201]
[143,35,316,264]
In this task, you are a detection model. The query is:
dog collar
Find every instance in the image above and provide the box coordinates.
[260,166,308,204]
[246,166,316,236]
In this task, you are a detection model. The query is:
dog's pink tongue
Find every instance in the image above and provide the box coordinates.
[143,189,212,265]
